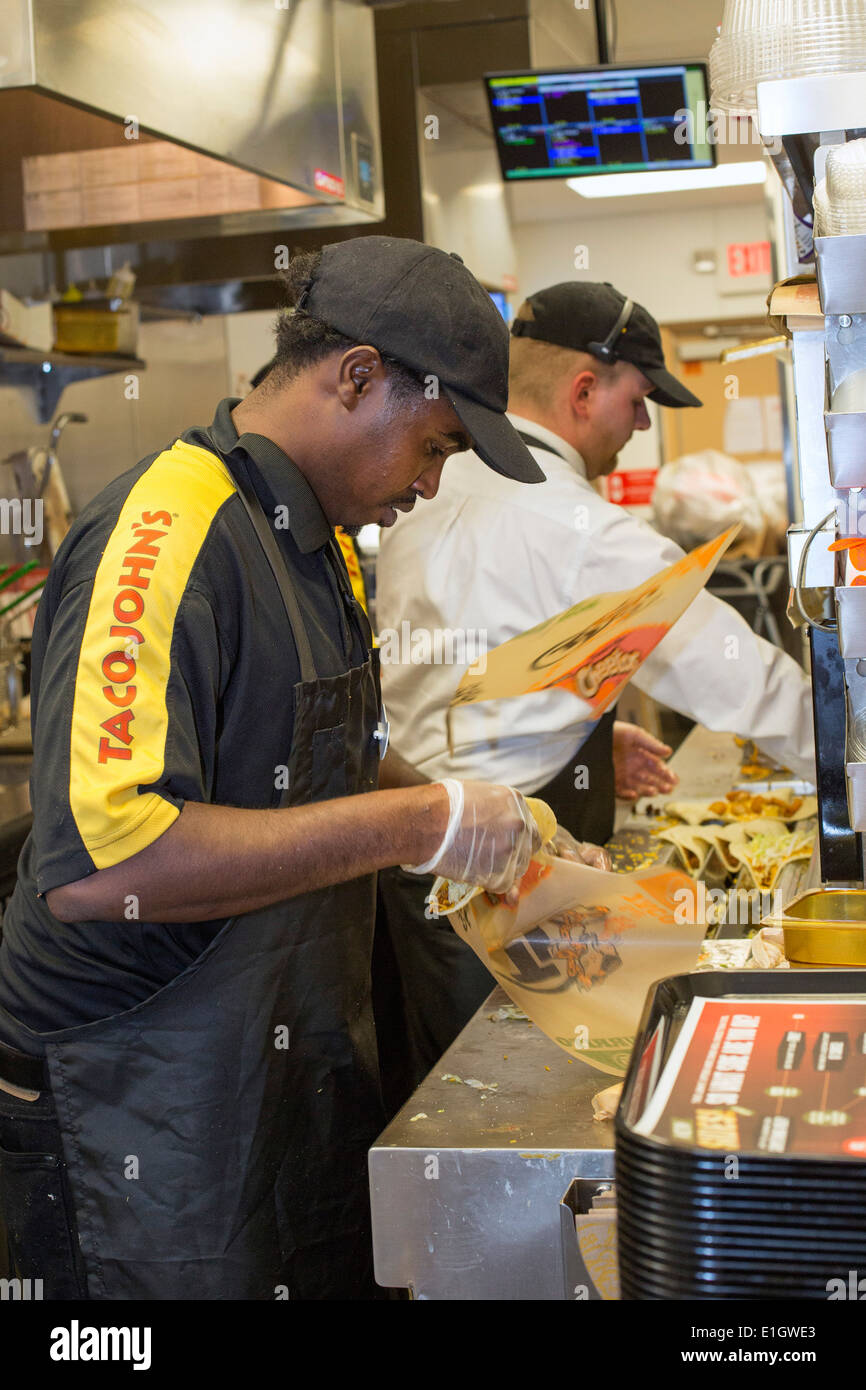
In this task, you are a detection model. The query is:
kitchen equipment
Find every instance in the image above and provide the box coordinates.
[0,581,45,622]
[762,886,866,962]
[710,0,866,113]
[3,409,82,563]
[0,641,24,733]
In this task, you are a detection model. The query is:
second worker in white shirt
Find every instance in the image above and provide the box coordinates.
[375,279,816,1089]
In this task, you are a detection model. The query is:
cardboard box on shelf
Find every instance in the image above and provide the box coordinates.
[78,145,140,189]
[138,177,201,221]
[137,142,200,182]
[81,182,142,227]
[20,140,327,232]
[23,189,84,232]
[21,152,82,196]
[0,289,53,352]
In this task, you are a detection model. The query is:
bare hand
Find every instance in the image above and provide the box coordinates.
[612,721,678,801]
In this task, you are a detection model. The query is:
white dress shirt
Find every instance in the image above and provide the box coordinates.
[375,414,816,792]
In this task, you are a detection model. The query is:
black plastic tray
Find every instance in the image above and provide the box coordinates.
[615,970,866,1300]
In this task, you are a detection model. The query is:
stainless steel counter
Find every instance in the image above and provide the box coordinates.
[369,983,614,1301]
[369,726,803,1300]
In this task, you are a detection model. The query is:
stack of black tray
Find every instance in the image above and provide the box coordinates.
[615,970,866,1300]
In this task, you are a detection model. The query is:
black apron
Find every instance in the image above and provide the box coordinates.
[516,430,617,846]
[0,451,385,1300]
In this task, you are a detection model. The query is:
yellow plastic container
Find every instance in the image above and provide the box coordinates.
[53,303,139,356]
[762,888,866,965]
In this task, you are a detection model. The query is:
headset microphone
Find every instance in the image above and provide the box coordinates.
[586,297,634,364]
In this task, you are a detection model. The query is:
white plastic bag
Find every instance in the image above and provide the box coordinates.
[652,450,765,552]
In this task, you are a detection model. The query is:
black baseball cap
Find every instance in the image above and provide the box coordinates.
[511,282,702,409]
[299,236,545,483]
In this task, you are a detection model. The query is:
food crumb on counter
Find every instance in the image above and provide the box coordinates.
[488,1004,528,1022]
[441,1072,499,1091]
[409,1113,427,1122]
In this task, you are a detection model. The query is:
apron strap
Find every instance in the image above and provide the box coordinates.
[327,535,374,653]
[515,429,568,460]
[224,453,318,685]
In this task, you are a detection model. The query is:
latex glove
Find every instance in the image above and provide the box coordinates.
[550,826,611,872]
[403,779,542,894]
[612,720,678,801]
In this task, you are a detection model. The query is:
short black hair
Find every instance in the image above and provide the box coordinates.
[271,251,427,403]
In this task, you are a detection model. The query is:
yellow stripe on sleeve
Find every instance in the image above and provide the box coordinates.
[69,441,236,870]
[335,527,368,612]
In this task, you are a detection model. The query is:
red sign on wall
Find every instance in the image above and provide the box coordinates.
[727,241,772,278]
[607,469,658,506]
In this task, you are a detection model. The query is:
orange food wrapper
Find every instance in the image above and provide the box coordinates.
[447,856,706,1077]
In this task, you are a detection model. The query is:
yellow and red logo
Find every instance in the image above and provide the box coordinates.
[97,509,173,763]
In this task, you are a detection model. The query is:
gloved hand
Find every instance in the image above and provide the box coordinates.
[403,779,542,894]
[550,825,612,872]
[613,721,678,801]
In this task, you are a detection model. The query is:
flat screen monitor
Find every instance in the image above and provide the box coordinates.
[485,63,715,181]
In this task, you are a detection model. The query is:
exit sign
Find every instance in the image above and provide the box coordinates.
[727,241,772,277]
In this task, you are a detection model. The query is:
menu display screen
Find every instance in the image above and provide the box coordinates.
[485,64,715,181]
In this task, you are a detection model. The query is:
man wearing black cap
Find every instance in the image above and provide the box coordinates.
[0,236,547,1302]
[376,279,815,1088]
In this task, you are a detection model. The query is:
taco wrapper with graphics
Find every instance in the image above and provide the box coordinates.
[446,856,705,1077]
[449,526,740,717]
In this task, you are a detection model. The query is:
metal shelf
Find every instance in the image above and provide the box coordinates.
[848,761,866,831]
[815,234,866,316]
[837,586,866,657]
[826,407,866,487]
[0,345,146,424]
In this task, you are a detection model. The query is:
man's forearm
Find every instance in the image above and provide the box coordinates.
[46,786,449,925]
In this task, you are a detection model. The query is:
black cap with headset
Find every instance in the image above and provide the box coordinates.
[511,281,702,409]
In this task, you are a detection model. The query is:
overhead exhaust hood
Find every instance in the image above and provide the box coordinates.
[0,0,383,258]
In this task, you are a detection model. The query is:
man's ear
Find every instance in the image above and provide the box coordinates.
[336,346,384,409]
[569,369,598,421]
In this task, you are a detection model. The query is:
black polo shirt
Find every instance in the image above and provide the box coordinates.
[0,398,369,1047]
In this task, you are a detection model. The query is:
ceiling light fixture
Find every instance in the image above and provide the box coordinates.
[567,161,767,198]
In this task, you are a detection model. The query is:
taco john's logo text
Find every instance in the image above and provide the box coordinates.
[97,511,172,764]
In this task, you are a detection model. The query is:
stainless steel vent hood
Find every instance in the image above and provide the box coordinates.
[0,0,383,253]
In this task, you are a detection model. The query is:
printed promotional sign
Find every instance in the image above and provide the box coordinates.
[450,525,739,715]
[448,854,705,1077]
[635,995,866,1156]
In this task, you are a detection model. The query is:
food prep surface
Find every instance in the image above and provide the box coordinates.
[370,726,815,1299]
